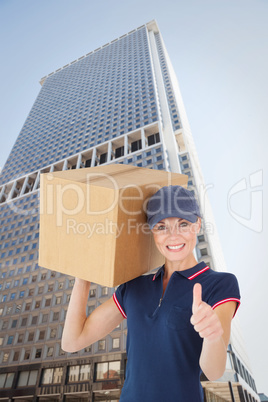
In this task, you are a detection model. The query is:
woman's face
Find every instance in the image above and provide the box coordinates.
[152,217,201,266]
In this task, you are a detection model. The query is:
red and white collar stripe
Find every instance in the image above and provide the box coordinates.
[188,265,209,280]
[153,265,210,281]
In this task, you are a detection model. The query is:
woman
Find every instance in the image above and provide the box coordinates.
[62,185,240,402]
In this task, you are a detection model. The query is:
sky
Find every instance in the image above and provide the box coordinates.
[0,0,267,396]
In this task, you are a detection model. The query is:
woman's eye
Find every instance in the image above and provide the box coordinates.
[156,225,166,231]
[179,221,188,227]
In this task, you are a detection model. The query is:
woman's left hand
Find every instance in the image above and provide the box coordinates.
[190,283,224,342]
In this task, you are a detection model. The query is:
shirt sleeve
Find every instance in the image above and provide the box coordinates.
[113,283,127,319]
[207,273,241,317]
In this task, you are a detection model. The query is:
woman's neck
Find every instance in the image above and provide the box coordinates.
[164,254,198,280]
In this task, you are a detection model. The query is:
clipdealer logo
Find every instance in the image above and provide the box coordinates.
[227,170,263,233]
[66,218,151,239]
[39,171,170,227]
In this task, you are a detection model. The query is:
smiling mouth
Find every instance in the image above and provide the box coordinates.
[166,244,185,250]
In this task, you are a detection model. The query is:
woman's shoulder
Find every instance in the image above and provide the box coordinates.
[208,269,238,282]
[204,268,240,295]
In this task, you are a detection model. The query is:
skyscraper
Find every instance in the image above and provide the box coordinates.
[0,20,259,402]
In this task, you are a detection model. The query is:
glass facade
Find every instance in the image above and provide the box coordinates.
[0,27,159,185]
[0,20,259,401]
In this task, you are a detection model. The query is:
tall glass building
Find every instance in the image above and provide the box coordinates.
[0,20,260,402]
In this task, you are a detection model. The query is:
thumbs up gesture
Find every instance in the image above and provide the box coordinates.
[191,283,224,342]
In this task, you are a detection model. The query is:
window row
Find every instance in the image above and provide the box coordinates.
[0,122,161,209]
[3,324,63,345]
[0,285,110,310]
[1,268,58,282]
[0,360,121,390]
[1,337,121,364]
[0,279,71,298]
[0,193,38,217]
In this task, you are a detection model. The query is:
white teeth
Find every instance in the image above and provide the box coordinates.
[167,244,184,250]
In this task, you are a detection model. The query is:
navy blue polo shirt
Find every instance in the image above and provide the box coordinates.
[113,261,240,402]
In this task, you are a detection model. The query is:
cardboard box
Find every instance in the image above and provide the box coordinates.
[39,164,188,287]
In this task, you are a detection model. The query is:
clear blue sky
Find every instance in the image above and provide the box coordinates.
[0,0,267,395]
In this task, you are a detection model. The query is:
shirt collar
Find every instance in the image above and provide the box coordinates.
[152,261,209,281]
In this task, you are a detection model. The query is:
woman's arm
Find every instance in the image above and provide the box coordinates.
[61,278,124,353]
[191,283,237,380]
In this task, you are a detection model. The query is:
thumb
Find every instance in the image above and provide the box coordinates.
[192,283,202,314]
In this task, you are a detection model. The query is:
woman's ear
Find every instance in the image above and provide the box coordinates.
[196,217,202,233]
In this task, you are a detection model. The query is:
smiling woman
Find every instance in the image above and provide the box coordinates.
[62,185,241,402]
[152,216,201,270]
[147,186,202,272]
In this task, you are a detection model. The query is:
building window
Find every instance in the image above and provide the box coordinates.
[27,332,34,342]
[100,152,107,164]
[17,370,38,387]
[41,367,63,384]
[147,132,160,146]
[1,295,6,303]
[69,279,75,287]
[112,338,120,349]
[13,351,19,361]
[6,306,12,314]
[95,361,120,381]
[42,314,48,323]
[35,348,42,359]
[68,364,91,382]
[115,146,124,158]
[98,339,106,351]
[38,286,44,295]
[1,321,8,330]
[47,347,54,357]
[45,298,51,307]
[39,330,45,340]
[101,287,108,296]
[24,350,31,360]
[0,372,14,388]
[50,328,57,339]
[198,235,205,243]
[7,335,14,345]
[31,316,38,325]
[200,248,208,256]
[35,300,41,309]
[131,139,142,152]
[85,158,91,167]
[17,334,24,343]
[53,311,59,321]
[90,289,96,298]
